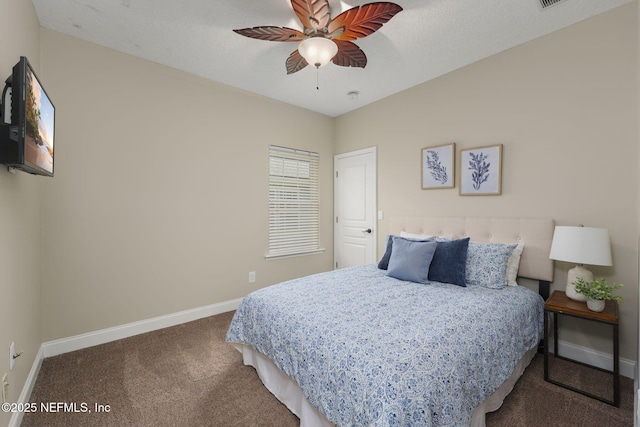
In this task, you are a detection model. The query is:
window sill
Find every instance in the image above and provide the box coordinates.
[265,248,326,260]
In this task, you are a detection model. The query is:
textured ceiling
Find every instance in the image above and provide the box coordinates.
[32,0,632,117]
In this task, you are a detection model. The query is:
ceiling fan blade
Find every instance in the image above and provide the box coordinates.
[234,26,306,42]
[291,0,331,31]
[328,2,403,41]
[286,49,309,74]
[332,40,367,68]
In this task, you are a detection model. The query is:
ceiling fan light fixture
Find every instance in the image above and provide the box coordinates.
[298,37,338,68]
[233,1,402,74]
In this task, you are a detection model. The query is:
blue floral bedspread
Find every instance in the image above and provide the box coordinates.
[226,264,543,427]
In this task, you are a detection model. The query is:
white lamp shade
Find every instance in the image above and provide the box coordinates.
[298,37,338,68]
[549,226,612,266]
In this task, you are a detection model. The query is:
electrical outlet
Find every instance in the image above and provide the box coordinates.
[9,343,14,370]
[2,374,8,402]
[248,271,256,283]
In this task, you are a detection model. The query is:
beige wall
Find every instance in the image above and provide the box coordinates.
[636,0,640,412]
[1,1,638,410]
[336,4,639,360]
[0,0,43,424]
[39,30,335,341]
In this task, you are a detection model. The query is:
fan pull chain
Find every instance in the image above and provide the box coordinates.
[316,67,319,91]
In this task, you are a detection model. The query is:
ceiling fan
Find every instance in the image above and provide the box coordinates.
[233,0,403,74]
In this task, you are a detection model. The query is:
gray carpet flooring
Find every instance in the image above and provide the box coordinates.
[22,311,634,426]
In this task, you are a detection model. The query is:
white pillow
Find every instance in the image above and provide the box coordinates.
[400,231,434,240]
[505,242,525,286]
[400,231,454,241]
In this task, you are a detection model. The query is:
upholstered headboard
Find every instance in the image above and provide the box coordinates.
[389,216,555,285]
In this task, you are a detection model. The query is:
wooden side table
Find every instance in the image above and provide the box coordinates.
[544,290,619,407]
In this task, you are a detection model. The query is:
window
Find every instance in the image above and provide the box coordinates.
[267,145,323,258]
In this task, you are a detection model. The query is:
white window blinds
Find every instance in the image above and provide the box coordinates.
[267,145,322,258]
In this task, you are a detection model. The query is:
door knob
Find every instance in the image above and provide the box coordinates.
[362,228,372,234]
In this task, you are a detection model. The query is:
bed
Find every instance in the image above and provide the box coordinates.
[226,216,555,427]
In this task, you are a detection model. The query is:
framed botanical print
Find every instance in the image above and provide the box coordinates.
[459,144,503,196]
[421,143,455,189]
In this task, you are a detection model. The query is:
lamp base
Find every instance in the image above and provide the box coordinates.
[565,265,592,302]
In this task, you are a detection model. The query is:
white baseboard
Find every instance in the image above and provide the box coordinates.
[9,346,44,427]
[42,298,243,358]
[549,338,635,379]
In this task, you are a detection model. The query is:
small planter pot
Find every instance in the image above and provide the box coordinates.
[586,299,606,312]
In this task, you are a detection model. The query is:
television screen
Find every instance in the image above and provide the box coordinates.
[0,56,55,177]
[23,60,55,175]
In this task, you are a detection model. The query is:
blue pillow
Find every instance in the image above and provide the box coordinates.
[377,235,395,269]
[387,237,437,284]
[378,235,434,270]
[466,242,518,289]
[428,237,470,287]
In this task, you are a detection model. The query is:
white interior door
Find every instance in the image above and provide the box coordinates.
[334,147,377,269]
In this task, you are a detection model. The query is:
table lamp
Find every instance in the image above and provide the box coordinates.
[549,225,612,301]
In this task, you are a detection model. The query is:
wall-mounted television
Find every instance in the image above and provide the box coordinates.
[0,56,55,177]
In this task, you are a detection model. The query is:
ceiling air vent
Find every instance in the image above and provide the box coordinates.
[539,0,566,8]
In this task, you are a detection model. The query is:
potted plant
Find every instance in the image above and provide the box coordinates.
[572,277,623,312]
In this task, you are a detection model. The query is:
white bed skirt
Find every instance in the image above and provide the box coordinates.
[234,344,538,427]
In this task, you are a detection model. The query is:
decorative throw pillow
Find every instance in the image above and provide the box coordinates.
[377,235,395,270]
[466,242,518,289]
[378,235,434,270]
[505,242,525,286]
[427,237,470,287]
[387,237,437,284]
